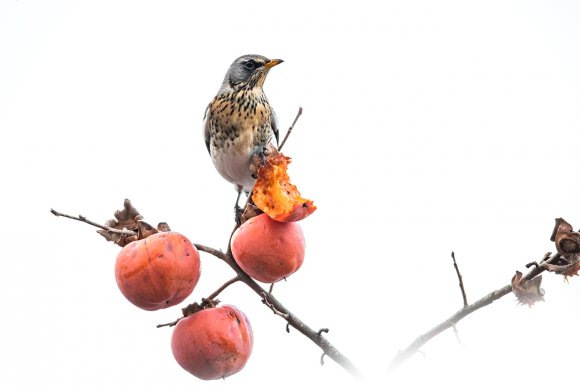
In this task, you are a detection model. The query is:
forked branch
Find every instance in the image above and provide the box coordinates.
[389,252,561,368]
[194,241,361,378]
[51,208,360,379]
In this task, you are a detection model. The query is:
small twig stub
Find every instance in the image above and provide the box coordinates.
[261,292,289,318]
[451,252,469,307]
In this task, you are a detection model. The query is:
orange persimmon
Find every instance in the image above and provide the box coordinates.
[231,213,305,283]
[171,305,253,380]
[114,232,201,311]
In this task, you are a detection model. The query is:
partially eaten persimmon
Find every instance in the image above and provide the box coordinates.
[252,151,316,222]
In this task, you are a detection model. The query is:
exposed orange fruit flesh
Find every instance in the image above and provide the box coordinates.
[252,153,316,222]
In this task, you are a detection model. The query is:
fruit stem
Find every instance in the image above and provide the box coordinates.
[206,276,242,301]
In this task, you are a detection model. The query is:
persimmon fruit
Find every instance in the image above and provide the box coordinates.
[231,213,305,283]
[114,232,201,311]
[171,305,253,380]
[252,151,316,222]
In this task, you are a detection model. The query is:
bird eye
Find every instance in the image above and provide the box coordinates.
[243,60,256,70]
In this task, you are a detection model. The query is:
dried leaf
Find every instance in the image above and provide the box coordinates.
[544,254,580,281]
[180,299,220,319]
[551,218,580,255]
[157,222,171,232]
[137,221,159,240]
[550,218,573,241]
[96,199,169,247]
[96,228,134,246]
[512,271,544,307]
[114,199,143,230]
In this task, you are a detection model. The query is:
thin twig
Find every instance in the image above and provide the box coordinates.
[50,209,137,236]
[451,251,469,307]
[156,316,184,328]
[278,107,303,152]
[389,252,561,368]
[225,223,240,258]
[194,243,227,260]
[206,276,241,301]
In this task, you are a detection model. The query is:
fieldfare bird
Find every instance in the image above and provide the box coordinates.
[203,54,283,210]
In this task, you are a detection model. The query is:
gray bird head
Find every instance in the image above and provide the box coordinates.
[222,54,283,90]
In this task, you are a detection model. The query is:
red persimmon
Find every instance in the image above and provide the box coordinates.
[114,232,201,311]
[231,213,305,283]
[171,305,253,380]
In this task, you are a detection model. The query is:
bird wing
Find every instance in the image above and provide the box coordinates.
[203,104,211,155]
[271,109,280,146]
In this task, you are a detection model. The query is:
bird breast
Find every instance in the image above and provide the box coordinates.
[208,89,274,155]
[207,88,275,192]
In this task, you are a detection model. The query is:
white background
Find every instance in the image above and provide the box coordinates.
[1,1,579,386]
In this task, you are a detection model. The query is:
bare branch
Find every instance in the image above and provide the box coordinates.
[278,107,303,152]
[194,243,227,260]
[206,276,241,301]
[207,245,360,377]
[53,203,360,378]
[261,292,290,318]
[451,251,469,307]
[389,252,561,368]
[225,223,240,258]
[50,208,137,236]
[156,317,183,328]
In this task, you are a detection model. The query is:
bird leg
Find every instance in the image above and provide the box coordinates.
[250,143,277,179]
[234,188,244,225]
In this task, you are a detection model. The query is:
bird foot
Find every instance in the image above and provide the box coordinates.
[250,154,263,179]
[250,143,278,179]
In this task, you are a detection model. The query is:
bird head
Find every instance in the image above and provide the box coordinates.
[223,54,283,90]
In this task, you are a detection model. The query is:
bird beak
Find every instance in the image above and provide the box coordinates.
[264,59,284,68]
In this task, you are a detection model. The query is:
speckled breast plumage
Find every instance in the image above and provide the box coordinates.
[205,88,276,192]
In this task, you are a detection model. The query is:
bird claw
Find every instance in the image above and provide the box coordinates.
[250,144,278,179]
[250,154,264,179]
[263,142,278,157]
